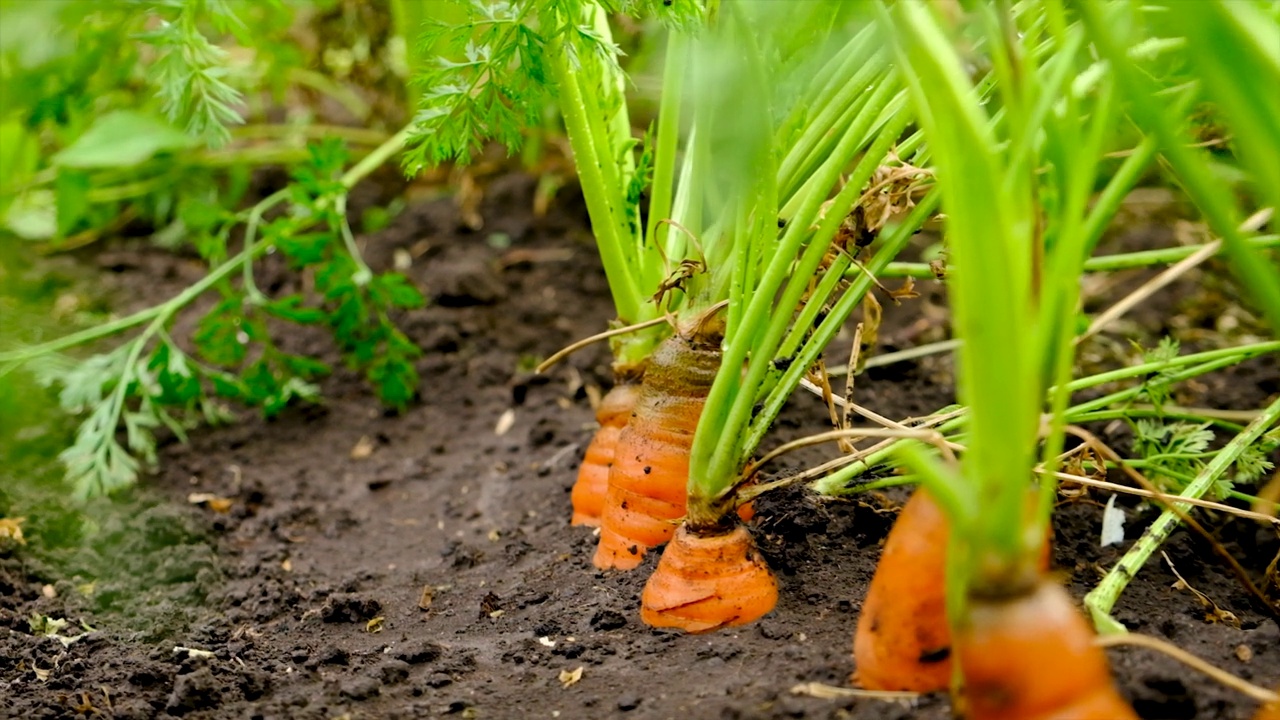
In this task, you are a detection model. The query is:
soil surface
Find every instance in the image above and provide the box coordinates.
[3,176,1279,720]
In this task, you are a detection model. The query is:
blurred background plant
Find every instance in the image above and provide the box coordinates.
[0,0,691,502]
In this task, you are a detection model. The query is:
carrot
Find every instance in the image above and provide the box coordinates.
[1257,697,1280,720]
[592,330,722,570]
[852,487,952,691]
[956,580,1136,720]
[853,488,1053,692]
[571,381,642,526]
[640,521,778,633]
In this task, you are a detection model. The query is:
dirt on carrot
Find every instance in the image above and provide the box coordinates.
[640,522,779,633]
[571,381,642,526]
[957,580,1137,720]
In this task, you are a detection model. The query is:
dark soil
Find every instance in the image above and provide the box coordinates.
[3,176,1279,720]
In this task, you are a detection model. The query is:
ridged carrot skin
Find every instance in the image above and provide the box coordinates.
[853,488,1051,692]
[640,523,778,633]
[957,580,1137,720]
[571,383,641,526]
[852,487,952,692]
[593,333,721,570]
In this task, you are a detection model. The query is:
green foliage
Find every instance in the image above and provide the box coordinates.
[403,0,600,172]
[1135,336,1181,408]
[401,0,705,172]
[137,0,248,148]
[1134,420,1278,501]
[52,111,197,169]
[11,137,426,498]
[0,0,399,248]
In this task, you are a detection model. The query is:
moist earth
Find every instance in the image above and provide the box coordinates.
[2,176,1278,719]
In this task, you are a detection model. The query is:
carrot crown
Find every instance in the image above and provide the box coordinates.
[671,3,937,526]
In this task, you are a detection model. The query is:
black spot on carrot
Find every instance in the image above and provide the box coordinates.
[643,466,652,475]
[621,501,628,510]
[918,646,950,664]
[627,545,639,555]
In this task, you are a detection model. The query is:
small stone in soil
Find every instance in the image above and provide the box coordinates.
[339,676,381,701]
[427,672,454,688]
[377,659,412,684]
[617,694,642,711]
[590,610,627,632]
[479,591,503,618]
[317,645,349,666]
[166,668,222,715]
[395,640,443,665]
[320,594,382,623]
[533,620,561,636]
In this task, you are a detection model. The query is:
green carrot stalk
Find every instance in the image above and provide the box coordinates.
[1159,0,1280,215]
[812,341,1280,495]
[848,6,1148,710]
[874,235,1280,279]
[1084,394,1280,633]
[1080,0,1280,331]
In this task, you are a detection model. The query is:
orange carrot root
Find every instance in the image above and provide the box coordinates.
[571,383,641,526]
[593,333,720,570]
[640,523,778,633]
[1257,696,1280,720]
[853,488,1051,692]
[852,487,952,692]
[957,580,1136,720]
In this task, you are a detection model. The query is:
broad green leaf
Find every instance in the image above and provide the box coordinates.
[54,169,91,237]
[0,119,38,204]
[4,189,56,240]
[53,110,195,169]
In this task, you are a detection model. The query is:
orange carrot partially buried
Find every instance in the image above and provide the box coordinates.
[956,580,1136,720]
[571,381,642,526]
[852,487,952,692]
[853,487,1052,692]
[593,331,721,570]
[640,521,777,632]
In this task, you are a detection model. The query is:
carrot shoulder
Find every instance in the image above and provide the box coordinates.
[593,333,719,570]
[957,580,1136,720]
[571,382,641,526]
[853,487,1053,692]
[640,522,777,633]
[852,487,952,691]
